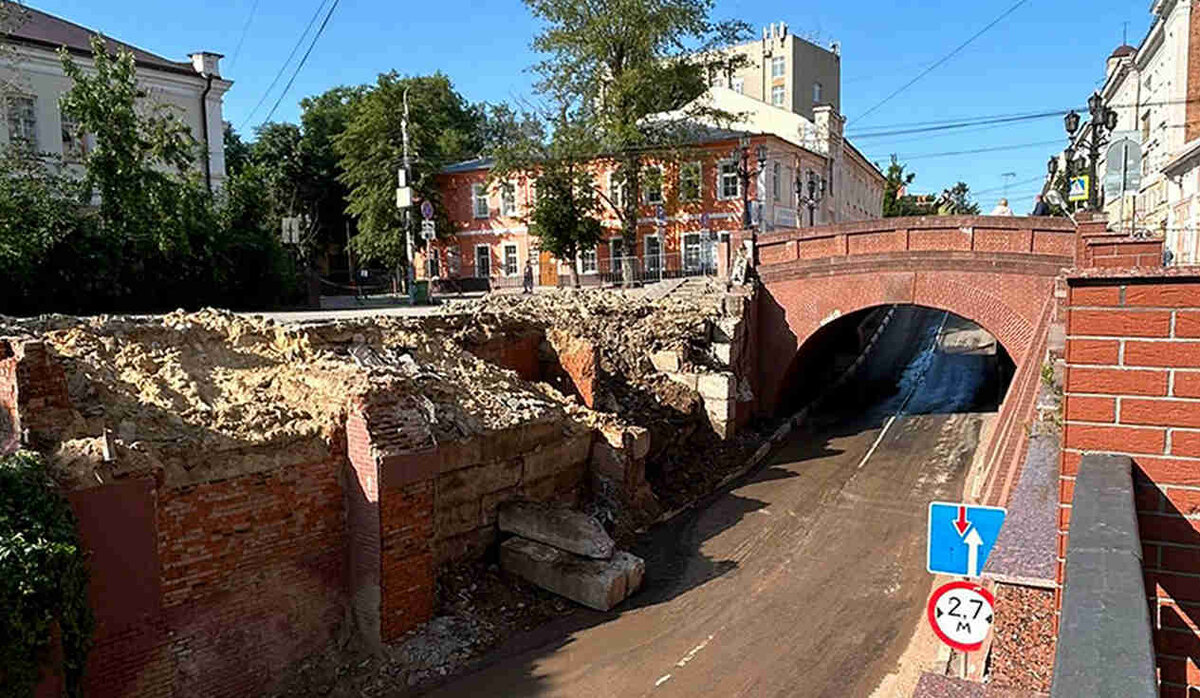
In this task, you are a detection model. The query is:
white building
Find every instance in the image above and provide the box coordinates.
[0,5,230,189]
[1092,0,1200,263]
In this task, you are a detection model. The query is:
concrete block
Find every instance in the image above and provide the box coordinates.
[500,537,642,611]
[711,342,733,366]
[666,372,698,390]
[436,459,522,505]
[498,501,614,559]
[648,349,682,373]
[522,433,594,482]
[697,372,735,400]
[704,397,734,422]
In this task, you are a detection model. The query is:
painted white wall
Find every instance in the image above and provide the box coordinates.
[0,43,231,188]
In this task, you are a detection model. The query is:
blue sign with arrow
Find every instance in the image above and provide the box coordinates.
[927,502,1006,578]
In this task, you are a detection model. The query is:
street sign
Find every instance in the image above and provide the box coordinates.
[421,220,436,240]
[927,581,994,652]
[1068,176,1090,203]
[421,200,434,221]
[927,501,1006,578]
[1104,138,1142,199]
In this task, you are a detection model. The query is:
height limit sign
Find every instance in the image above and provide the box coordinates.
[927,581,994,652]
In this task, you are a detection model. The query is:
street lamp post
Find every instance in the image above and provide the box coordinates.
[1063,91,1118,210]
[731,136,767,267]
[795,168,825,226]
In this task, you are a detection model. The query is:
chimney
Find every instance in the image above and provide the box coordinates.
[780,22,788,38]
[189,51,223,78]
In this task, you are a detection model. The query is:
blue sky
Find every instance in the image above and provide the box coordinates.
[32,0,1151,213]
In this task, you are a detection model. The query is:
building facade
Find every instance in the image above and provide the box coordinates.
[427,128,879,288]
[0,6,230,189]
[710,21,840,121]
[1088,0,1200,263]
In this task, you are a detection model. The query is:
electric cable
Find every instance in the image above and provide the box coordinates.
[239,0,330,129]
[259,0,341,126]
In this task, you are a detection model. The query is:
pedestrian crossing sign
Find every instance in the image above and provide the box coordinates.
[1068,176,1089,202]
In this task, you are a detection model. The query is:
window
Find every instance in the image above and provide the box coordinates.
[771,56,785,78]
[427,249,440,278]
[772,162,781,201]
[719,161,740,199]
[60,111,85,160]
[609,238,625,262]
[683,233,702,271]
[608,172,626,211]
[1142,111,1151,142]
[503,243,518,276]
[644,166,664,205]
[731,77,745,94]
[644,235,662,277]
[580,247,597,274]
[500,182,516,217]
[712,74,726,88]
[471,183,488,218]
[771,85,785,107]
[812,82,822,104]
[474,245,491,277]
[6,95,36,150]
[679,162,701,201]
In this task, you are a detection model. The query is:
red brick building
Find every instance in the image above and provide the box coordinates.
[424,127,883,288]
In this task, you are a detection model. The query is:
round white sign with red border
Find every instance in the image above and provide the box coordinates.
[927,580,995,652]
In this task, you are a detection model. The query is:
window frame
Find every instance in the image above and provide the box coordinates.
[608,172,626,211]
[580,247,597,274]
[718,160,741,200]
[502,243,519,276]
[731,77,745,94]
[771,85,785,107]
[771,56,785,78]
[7,94,37,151]
[474,244,491,278]
[679,161,702,202]
[643,165,665,205]
[772,162,781,201]
[609,237,625,264]
[812,82,823,104]
[471,183,489,219]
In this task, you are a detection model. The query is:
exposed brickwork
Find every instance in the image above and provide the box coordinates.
[1061,271,1200,697]
[0,338,76,453]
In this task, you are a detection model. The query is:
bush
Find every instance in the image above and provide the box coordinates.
[0,451,92,696]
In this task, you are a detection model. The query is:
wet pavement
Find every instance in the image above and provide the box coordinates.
[423,308,1003,698]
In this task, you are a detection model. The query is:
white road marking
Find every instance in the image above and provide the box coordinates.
[656,674,672,687]
[676,635,714,668]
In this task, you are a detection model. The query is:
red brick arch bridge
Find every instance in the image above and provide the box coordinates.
[747,214,1085,505]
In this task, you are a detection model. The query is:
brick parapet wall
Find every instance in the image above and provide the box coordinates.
[1060,270,1200,697]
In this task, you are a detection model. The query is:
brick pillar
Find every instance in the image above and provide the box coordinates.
[346,397,438,647]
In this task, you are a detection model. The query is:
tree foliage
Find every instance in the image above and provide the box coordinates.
[336,72,483,278]
[0,451,92,697]
[880,156,923,217]
[0,36,295,314]
[528,161,603,288]
[521,0,750,278]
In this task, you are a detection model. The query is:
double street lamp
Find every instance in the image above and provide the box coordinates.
[731,135,767,266]
[1061,91,1119,210]
[796,169,826,226]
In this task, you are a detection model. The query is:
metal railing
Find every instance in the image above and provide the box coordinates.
[586,248,718,285]
[1051,454,1157,697]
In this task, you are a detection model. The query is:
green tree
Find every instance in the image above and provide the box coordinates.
[880,155,925,217]
[223,122,252,176]
[938,181,980,215]
[522,0,749,283]
[336,72,483,286]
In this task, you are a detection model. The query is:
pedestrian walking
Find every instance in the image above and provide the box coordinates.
[990,198,1014,216]
[523,258,534,294]
[1031,195,1050,216]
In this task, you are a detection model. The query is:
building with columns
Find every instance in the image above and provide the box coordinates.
[0,5,230,190]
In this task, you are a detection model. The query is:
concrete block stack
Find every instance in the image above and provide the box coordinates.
[497,501,645,611]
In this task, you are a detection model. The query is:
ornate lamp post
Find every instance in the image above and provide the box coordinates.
[731,136,767,266]
[795,168,826,226]
[1063,92,1118,210]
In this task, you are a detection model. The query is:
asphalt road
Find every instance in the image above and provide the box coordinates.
[425,308,997,698]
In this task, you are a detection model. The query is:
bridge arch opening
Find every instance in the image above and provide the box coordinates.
[773,304,1015,420]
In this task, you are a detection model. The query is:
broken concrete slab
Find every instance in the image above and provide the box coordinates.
[696,372,735,400]
[499,537,643,611]
[648,349,682,373]
[498,501,615,559]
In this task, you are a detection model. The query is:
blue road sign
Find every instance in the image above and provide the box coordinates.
[927,501,1006,578]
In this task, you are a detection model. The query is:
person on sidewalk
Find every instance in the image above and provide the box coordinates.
[1031,194,1050,216]
[522,259,534,294]
[990,198,1014,216]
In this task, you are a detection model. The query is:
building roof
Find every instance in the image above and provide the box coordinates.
[441,157,495,174]
[4,4,199,76]
[1109,44,1137,59]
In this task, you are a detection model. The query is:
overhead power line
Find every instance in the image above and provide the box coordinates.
[228,0,263,70]
[850,0,1033,125]
[239,0,330,130]
[259,0,341,126]
[868,138,1062,163]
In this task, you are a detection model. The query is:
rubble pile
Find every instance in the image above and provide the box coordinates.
[1,309,572,488]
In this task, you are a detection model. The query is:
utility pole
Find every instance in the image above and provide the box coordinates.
[345,219,355,293]
[401,86,413,297]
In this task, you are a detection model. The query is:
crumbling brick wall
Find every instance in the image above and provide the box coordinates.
[1060,273,1200,698]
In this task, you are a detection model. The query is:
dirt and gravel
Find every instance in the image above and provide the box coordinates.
[988,585,1056,693]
